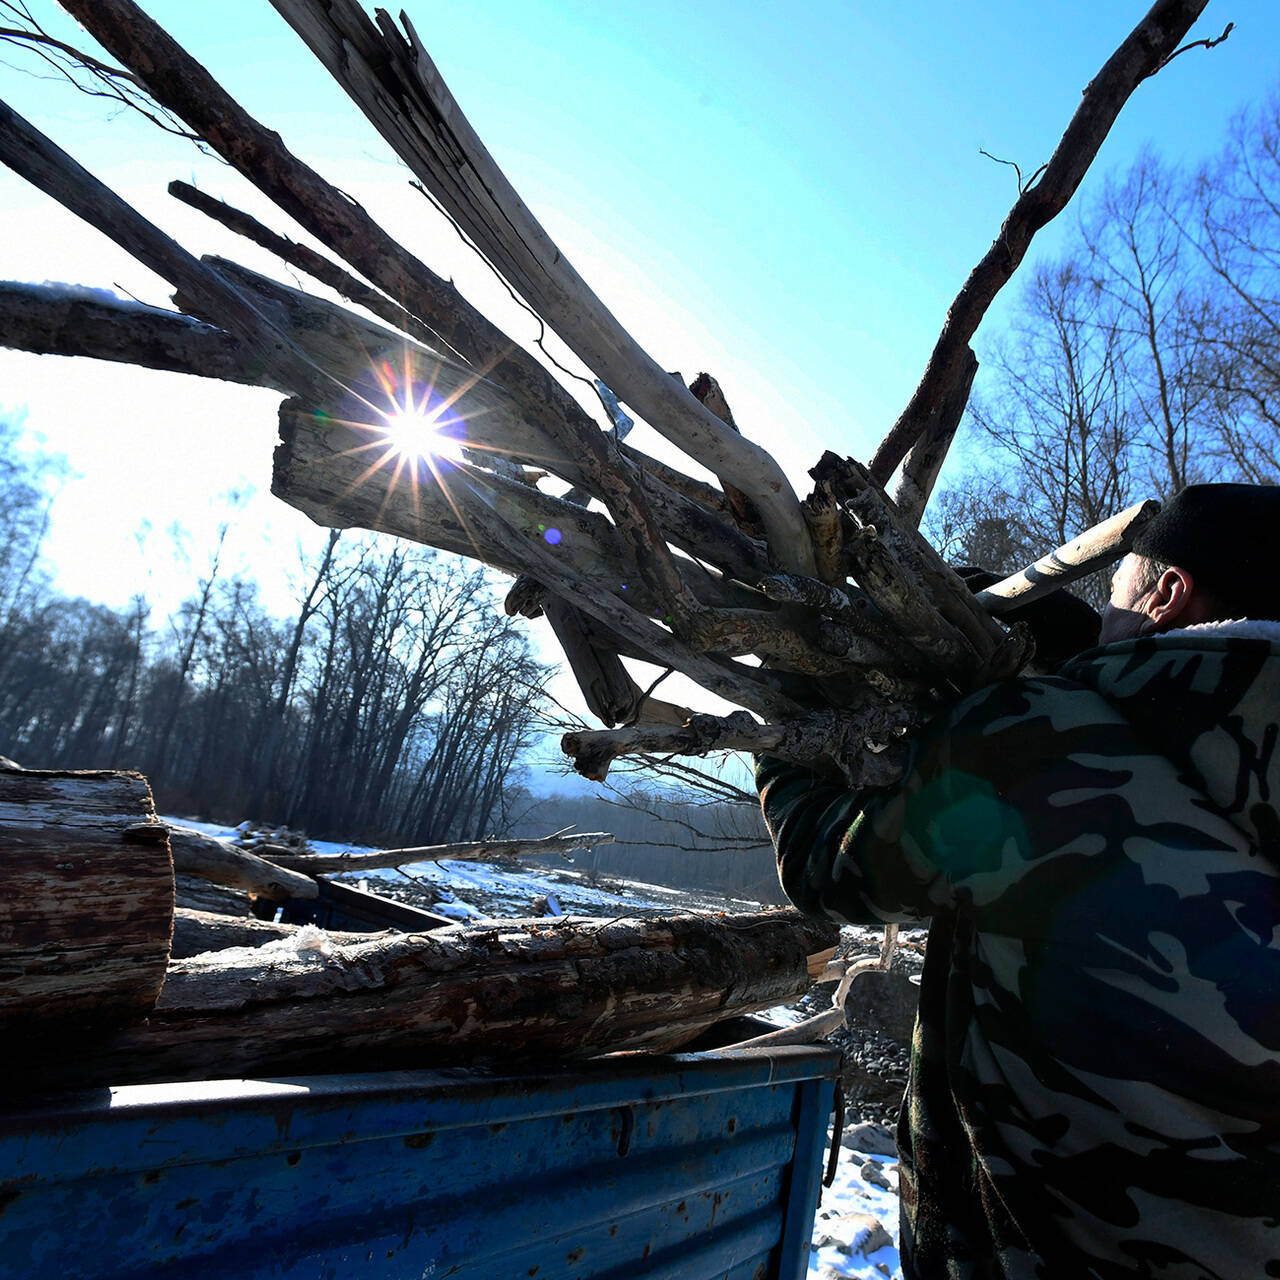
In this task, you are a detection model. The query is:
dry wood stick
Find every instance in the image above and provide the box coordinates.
[870,0,1212,485]
[261,831,616,875]
[168,179,452,357]
[812,452,1010,664]
[269,0,817,575]
[561,705,919,784]
[0,100,329,400]
[0,279,279,387]
[167,825,319,901]
[975,499,1161,612]
[891,349,978,526]
[61,0,688,559]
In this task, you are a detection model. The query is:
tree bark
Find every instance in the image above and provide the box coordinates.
[10,909,839,1089]
[0,769,172,1032]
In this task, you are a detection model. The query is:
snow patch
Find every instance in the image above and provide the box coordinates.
[261,924,334,957]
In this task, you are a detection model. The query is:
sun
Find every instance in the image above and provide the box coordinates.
[373,362,469,466]
[383,404,464,464]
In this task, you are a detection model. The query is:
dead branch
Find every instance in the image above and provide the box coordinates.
[166,825,319,901]
[258,830,616,875]
[869,0,1211,485]
[0,1,1189,790]
[0,279,279,387]
[975,499,1161,612]
[0,100,329,400]
[561,706,919,784]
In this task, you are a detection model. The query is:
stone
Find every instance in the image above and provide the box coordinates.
[814,1211,894,1257]
[844,1120,898,1157]
[860,1159,893,1191]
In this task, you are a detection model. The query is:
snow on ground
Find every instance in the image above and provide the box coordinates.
[168,816,906,1276]
[170,817,764,920]
[811,1124,903,1278]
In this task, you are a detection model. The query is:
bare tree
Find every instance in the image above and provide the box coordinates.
[943,91,1280,579]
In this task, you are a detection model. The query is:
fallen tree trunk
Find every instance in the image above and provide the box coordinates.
[167,824,319,900]
[260,830,616,875]
[0,769,173,1032]
[10,910,838,1089]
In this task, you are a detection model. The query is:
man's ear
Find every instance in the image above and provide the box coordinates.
[1144,566,1196,631]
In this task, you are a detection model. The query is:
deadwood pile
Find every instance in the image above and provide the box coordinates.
[0,1,1221,1083]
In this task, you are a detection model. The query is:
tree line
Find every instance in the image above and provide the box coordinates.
[931,90,1280,599]
[0,436,549,846]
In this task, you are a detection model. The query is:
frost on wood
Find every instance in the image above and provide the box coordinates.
[0,0,1209,785]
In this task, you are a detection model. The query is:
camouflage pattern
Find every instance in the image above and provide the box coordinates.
[756,631,1280,1279]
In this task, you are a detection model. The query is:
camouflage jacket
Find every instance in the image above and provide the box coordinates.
[756,627,1280,1279]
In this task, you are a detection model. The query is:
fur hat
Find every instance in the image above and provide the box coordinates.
[1132,483,1280,619]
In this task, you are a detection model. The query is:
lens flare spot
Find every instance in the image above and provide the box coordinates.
[543,527,563,546]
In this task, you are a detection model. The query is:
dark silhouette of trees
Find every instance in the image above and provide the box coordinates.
[0,452,551,844]
[935,91,1280,600]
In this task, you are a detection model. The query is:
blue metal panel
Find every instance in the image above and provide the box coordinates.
[0,1043,839,1280]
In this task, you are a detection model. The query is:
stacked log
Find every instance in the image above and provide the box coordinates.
[1,769,837,1088]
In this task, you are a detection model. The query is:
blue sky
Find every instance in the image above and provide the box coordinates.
[1,1,1276,654]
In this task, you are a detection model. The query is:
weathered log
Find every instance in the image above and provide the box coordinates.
[0,770,173,1032]
[975,499,1162,613]
[167,825,319,900]
[9,910,839,1089]
[260,830,616,875]
[171,907,381,958]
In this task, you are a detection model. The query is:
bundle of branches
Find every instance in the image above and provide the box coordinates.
[0,1,1216,786]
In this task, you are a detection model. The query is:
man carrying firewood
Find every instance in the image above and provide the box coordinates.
[757,483,1280,1278]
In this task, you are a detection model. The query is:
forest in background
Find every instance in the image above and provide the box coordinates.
[0,450,548,846]
[2,87,1279,897]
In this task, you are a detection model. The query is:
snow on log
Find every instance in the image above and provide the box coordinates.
[171,907,378,958]
[12,910,838,1089]
[0,769,173,1032]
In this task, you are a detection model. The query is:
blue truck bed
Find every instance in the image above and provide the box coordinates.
[0,1040,841,1280]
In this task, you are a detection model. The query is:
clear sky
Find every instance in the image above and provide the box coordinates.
[1,1,1277,700]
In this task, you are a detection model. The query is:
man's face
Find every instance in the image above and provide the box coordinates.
[1099,554,1155,644]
